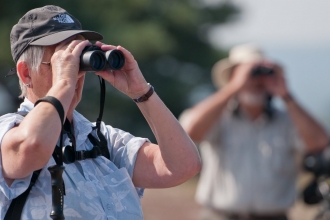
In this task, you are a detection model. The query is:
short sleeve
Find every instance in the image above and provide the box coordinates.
[0,113,33,200]
[101,122,149,179]
[99,123,148,198]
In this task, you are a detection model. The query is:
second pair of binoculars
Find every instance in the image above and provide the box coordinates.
[251,65,275,76]
[79,45,125,72]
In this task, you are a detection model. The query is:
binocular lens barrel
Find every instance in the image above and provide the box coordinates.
[105,50,125,70]
[80,50,106,72]
[79,46,125,72]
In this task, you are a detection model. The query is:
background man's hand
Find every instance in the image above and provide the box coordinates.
[227,62,257,92]
[262,62,290,98]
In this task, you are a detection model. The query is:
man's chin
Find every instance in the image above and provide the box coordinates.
[238,93,266,107]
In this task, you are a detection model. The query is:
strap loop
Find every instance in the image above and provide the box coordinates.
[35,96,65,125]
[75,147,102,161]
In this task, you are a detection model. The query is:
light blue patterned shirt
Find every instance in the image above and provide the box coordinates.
[0,98,147,219]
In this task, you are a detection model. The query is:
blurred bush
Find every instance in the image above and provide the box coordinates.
[0,0,239,142]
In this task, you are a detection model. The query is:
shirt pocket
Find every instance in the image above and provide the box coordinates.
[101,168,143,219]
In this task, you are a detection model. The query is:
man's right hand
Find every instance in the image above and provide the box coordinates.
[226,62,256,93]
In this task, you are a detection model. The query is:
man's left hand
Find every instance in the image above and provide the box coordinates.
[263,62,290,99]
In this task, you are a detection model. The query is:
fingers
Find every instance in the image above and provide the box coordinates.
[70,40,91,56]
[67,45,75,52]
[63,40,91,56]
[55,37,91,55]
[233,62,255,78]
[259,60,284,75]
[95,41,134,61]
[94,41,117,51]
[116,45,134,60]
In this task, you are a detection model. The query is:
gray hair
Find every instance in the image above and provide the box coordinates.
[16,46,45,98]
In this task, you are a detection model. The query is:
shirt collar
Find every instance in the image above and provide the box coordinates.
[18,98,34,112]
[232,106,270,126]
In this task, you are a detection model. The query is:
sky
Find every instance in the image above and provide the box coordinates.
[208,0,330,129]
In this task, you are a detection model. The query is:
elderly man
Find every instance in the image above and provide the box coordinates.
[0,5,201,220]
[180,44,329,220]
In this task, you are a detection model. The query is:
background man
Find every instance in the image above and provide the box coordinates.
[180,44,329,220]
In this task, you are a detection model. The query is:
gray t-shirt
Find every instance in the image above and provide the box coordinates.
[192,109,304,214]
[0,98,148,219]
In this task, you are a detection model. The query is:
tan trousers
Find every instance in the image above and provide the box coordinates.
[199,208,288,220]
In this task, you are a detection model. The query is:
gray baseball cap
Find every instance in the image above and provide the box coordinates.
[10,5,103,63]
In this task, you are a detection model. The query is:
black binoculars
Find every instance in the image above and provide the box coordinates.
[251,66,274,76]
[79,45,125,72]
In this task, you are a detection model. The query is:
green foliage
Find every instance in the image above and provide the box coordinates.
[0,0,239,142]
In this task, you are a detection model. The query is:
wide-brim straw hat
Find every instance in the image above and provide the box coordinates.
[211,43,266,88]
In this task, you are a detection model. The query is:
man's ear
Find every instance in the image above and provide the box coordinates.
[16,61,31,84]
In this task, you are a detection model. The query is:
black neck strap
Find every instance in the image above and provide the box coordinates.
[95,76,105,132]
[6,76,109,220]
[93,76,110,160]
[4,169,41,220]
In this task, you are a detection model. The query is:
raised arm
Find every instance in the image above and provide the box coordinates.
[180,63,254,143]
[284,95,329,152]
[133,92,201,188]
[1,39,91,184]
[264,65,329,153]
[180,85,236,143]
[94,42,202,188]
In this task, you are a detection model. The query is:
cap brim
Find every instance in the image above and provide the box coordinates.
[30,30,103,46]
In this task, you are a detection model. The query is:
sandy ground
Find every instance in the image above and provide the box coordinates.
[141,176,322,220]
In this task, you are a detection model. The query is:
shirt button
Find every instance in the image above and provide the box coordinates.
[107,204,112,210]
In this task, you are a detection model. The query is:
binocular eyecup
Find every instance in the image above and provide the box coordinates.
[80,45,125,72]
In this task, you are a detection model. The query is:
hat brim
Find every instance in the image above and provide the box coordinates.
[211,58,237,89]
[30,30,103,46]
